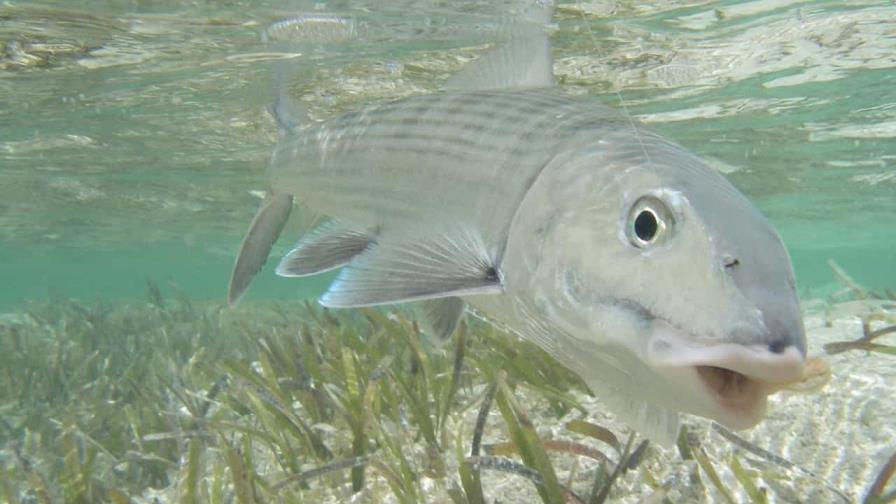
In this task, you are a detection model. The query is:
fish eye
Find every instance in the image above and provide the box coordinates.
[626,196,673,248]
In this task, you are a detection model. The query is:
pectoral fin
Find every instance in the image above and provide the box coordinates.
[319,229,503,308]
[227,192,293,307]
[276,221,374,277]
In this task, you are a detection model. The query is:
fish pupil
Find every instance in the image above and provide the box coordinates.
[634,210,658,242]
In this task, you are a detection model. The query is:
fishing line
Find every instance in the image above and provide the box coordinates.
[573,2,656,177]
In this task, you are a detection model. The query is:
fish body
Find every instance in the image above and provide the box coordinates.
[230,4,807,445]
[270,90,619,252]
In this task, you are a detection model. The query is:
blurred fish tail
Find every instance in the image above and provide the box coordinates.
[269,63,308,131]
[264,13,357,130]
[227,13,361,306]
[227,68,300,306]
[228,192,293,307]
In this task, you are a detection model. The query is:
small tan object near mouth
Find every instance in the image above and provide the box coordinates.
[782,356,831,394]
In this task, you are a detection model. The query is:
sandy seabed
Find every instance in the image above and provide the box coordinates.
[454,310,895,504]
[79,303,895,504]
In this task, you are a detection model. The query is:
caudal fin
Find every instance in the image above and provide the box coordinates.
[264,13,357,131]
[227,192,293,307]
[269,63,309,131]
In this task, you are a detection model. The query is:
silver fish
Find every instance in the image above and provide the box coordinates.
[229,3,806,445]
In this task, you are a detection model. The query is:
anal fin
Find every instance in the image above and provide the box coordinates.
[276,221,373,277]
[319,228,503,308]
[227,191,293,307]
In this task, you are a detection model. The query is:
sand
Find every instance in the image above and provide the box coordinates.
[449,308,896,503]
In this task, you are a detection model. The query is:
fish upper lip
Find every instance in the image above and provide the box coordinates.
[656,342,806,385]
[686,345,806,423]
[604,302,806,423]
[645,318,806,385]
[645,320,807,423]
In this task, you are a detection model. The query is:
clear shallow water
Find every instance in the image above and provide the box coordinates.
[1,0,894,310]
[2,2,896,503]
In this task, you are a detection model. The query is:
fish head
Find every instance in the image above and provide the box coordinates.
[512,139,807,431]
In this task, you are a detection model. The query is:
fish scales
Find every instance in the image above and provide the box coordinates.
[271,89,665,247]
[321,92,584,160]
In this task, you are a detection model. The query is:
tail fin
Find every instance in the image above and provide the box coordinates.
[227,192,293,307]
[227,14,358,306]
[264,13,357,131]
[227,65,299,308]
[269,63,308,131]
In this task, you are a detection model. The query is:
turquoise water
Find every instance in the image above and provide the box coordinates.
[1,0,894,309]
[2,2,896,502]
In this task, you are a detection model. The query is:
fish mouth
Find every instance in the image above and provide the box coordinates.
[694,365,768,423]
[690,348,803,429]
[647,326,806,429]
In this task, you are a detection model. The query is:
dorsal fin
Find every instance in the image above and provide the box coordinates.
[319,228,503,308]
[445,0,554,91]
[276,221,374,277]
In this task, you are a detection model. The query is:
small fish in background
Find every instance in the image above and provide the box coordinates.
[228,1,807,446]
[261,13,358,44]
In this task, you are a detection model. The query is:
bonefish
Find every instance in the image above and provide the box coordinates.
[228,2,806,444]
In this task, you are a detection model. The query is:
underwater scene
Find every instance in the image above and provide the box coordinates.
[1,0,895,502]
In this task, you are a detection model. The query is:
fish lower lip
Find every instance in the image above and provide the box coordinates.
[695,365,766,413]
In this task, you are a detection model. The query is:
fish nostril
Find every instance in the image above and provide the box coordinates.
[768,339,789,354]
[723,255,740,269]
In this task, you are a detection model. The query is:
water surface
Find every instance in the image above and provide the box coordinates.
[2,0,894,308]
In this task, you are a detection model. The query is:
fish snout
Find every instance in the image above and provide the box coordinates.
[761,309,806,358]
[721,251,807,358]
